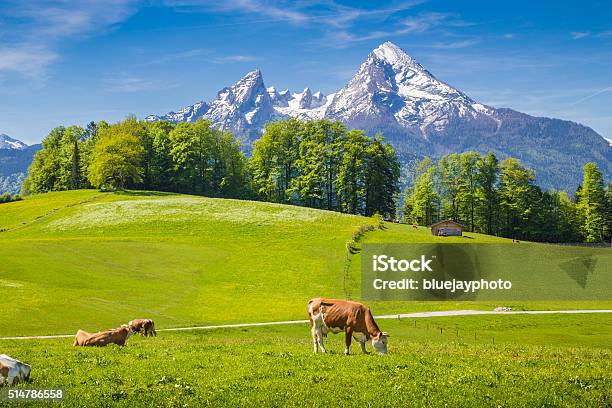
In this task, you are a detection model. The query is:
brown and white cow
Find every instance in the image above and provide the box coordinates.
[0,354,31,386]
[127,319,156,337]
[73,329,92,346]
[307,298,389,355]
[73,325,135,347]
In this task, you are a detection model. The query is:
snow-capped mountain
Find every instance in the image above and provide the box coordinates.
[0,135,40,195]
[146,70,334,140]
[0,134,28,150]
[147,69,279,144]
[146,41,611,189]
[272,87,334,121]
[326,41,499,137]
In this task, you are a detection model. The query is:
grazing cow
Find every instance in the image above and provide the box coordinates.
[0,355,31,386]
[127,319,156,337]
[73,325,134,347]
[307,298,389,355]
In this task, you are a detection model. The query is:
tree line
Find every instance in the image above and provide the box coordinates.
[251,118,399,216]
[23,117,400,217]
[23,117,251,198]
[21,116,611,243]
[404,152,612,243]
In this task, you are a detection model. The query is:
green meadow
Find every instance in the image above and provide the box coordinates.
[1,314,611,407]
[0,190,610,335]
[0,190,611,406]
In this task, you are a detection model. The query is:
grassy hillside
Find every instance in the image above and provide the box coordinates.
[1,314,610,407]
[1,190,611,407]
[0,190,375,336]
[0,190,610,336]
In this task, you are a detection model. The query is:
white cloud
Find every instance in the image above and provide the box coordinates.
[316,11,474,48]
[0,1,138,79]
[164,0,310,24]
[103,73,176,93]
[430,39,481,49]
[399,12,451,34]
[570,31,590,39]
[142,49,257,66]
[0,45,58,78]
[164,0,424,29]
[213,55,257,63]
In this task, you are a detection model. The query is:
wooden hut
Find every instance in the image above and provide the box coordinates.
[430,220,463,236]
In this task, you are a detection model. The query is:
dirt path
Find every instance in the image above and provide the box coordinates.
[1,309,611,341]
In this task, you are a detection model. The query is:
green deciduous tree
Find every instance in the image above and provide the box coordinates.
[476,152,499,235]
[88,117,144,190]
[408,158,439,226]
[499,158,537,239]
[458,152,480,231]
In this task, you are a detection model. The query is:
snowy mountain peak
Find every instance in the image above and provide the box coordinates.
[0,134,27,150]
[326,41,485,135]
[143,41,610,189]
[204,68,277,137]
[372,41,423,71]
[216,69,265,105]
[297,88,313,109]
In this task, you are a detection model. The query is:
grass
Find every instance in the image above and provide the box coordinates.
[1,314,610,407]
[1,190,610,336]
[1,190,611,406]
[0,190,376,335]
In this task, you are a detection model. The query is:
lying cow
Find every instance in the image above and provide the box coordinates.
[73,329,92,346]
[0,354,31,386]
[127,319,156,337]
[307,298,389,355]
[73,325,134,347]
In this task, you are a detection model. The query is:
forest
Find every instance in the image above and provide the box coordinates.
[404,153,611,243]
[21,116,611,244]
[22,117,399,218]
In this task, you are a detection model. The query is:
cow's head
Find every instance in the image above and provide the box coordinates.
[121,324,137,338]
[371,332,389,354]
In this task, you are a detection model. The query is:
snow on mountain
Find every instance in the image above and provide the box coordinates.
[148,69,279,143]
[204,69,277,137]
[145,101,208,123]
[273,87,334,121]
[146,41,611,189]
[326,41,498,137]
[0,134,28,150]
[147,70,332,136]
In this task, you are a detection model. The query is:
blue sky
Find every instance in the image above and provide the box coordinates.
[0,0,611,144]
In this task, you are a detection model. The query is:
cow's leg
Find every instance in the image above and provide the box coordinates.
[312,314,327,353]
[316,328,327,353]
[353,333,368,354]
[311,325,319,353]
[359,338,367,354]
[8,369,18,386]
[344,328,353,355]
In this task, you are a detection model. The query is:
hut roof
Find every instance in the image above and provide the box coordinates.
[429,220,464,228]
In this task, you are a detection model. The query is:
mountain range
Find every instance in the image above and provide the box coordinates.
[147,41,611,190]
[0,134,41,195]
